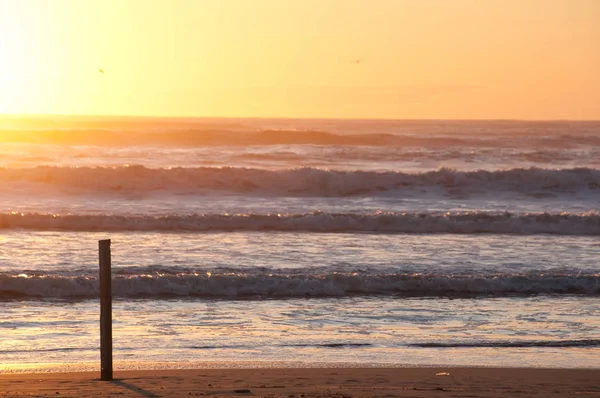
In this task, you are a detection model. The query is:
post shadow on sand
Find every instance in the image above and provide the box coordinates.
[109,380,161,398]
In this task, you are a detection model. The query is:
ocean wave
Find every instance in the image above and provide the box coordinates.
[1,271,598,299]
[1,166,599,196]
[3,124,600,148]
[0,129,423,147]
[1,211,599,235]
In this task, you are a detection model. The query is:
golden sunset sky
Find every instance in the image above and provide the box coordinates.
[0,0,598,119]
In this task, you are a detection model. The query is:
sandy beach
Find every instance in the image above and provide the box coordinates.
[1,367,599,397]
[2,0,600,396]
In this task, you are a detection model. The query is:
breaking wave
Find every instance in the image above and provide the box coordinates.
[1,211,599,235]
[1,166,599,196]
[1,269,598,299]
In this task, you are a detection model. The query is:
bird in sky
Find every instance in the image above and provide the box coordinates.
[99,69,104,74]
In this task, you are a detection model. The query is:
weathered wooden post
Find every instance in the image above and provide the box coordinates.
[99,239,113,381]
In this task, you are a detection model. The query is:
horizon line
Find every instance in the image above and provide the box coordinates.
[1,112,599,123]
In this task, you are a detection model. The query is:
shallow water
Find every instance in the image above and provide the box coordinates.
[2,296,599,371]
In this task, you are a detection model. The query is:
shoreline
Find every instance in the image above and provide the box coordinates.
[3,360,600,375]
[2,367,600,397]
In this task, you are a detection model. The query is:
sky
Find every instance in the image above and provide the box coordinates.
[0,0,598,120]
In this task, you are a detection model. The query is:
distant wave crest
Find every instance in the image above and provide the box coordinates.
[1,166,599,196]
[3,126,600,148]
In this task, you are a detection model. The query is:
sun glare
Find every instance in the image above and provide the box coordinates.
[0,4,30,114]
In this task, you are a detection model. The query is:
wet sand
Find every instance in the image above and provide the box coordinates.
[1,367,600,397]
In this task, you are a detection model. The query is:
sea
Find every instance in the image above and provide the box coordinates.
[0,116,599,372]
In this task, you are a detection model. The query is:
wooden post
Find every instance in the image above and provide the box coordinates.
[99,239,113,381]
